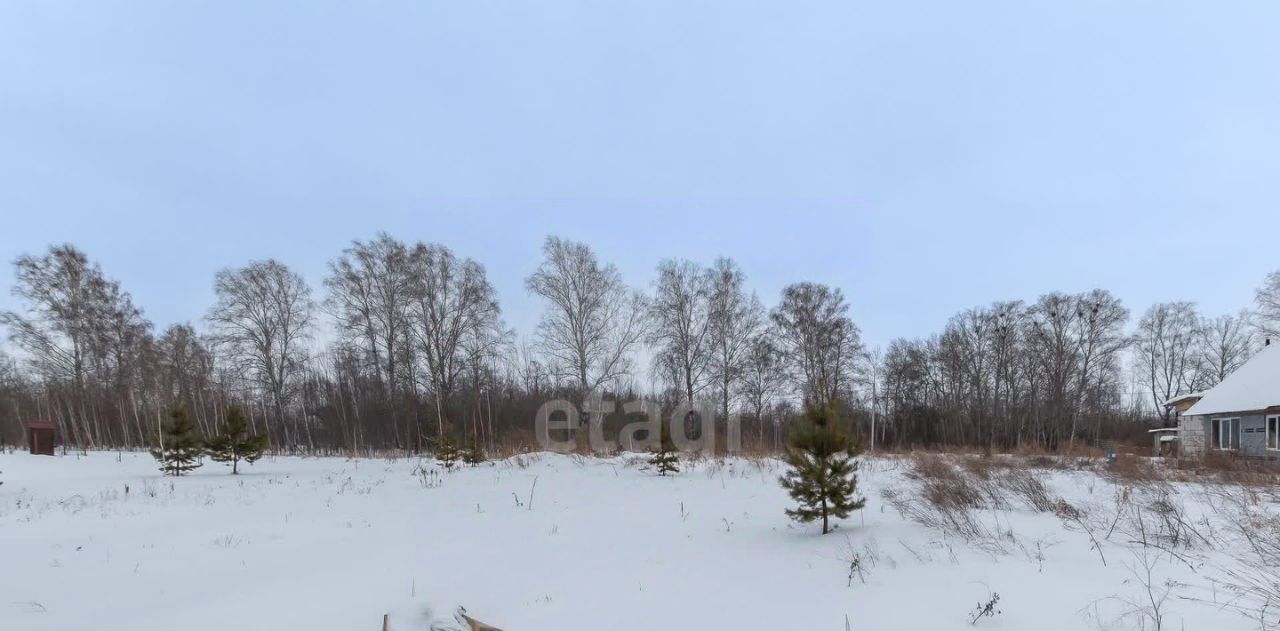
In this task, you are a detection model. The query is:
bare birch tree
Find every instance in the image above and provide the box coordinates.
[1070,289,1130,445]
[1195,311,1255,389]
[325,233,416,446]
[1135,301,1201,423]
[525,236,648,404]
[156,324,214,421]
[2,246,102,398]
[1024,293,1082,447]
[0,244,146,448]
[647,259,713,403]
[207,260,314,445]
[1254,270,1280,340]
[408,243,503,443]
[770,282,862,408]
[740,333,786,445]
[707,257,764,422]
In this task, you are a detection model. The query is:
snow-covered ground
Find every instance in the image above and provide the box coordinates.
[0,450,1270,630]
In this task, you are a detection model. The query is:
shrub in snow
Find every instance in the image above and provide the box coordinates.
[779,402,865,534]
[969,592,1000,625]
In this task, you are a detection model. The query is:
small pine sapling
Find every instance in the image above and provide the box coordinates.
[205,406,268,474]
[779,402,866,534]
[436,429,461,470]
[151,407,204,476]
[463,429,485,465]
[648,419,680,476]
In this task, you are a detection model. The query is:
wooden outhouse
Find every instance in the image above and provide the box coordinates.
[25,419,56,455]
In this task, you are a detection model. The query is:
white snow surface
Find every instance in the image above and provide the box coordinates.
[0,450,1269,630]
[1186,342,1280,416]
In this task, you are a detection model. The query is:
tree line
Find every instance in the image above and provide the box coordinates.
[878,285,1275,451]
[2,235,1278,454]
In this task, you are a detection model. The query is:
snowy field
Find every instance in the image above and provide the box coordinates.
[1,450,1275,630]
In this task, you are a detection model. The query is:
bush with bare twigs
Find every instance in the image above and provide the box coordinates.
[1187,483,1280,626]
[996,468,1057,513]
[882,454,1018,552]
[1112,483,1212,554]
[1083,548,1181,631]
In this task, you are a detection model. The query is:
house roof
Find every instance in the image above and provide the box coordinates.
[1185,343,1280,416]
[1162,392,1204,408]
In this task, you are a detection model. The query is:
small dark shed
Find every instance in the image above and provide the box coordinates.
[25,420,56,455]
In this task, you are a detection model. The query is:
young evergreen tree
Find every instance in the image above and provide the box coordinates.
[463,429,485,465]
[436,429,461,470]
[205,406,268,474]
[648,419,680,476]
[779,403,865,534]
[151,407,204,476]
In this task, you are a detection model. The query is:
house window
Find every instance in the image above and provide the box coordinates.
[1269,416,1280,451]
[1213,418,1240,450]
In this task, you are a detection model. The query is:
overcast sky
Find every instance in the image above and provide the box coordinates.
[1,1,1278,350]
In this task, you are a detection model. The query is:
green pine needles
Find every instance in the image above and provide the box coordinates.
[463,429,485,465]
[206,406,268,474]
[151,407,204,476]
[779,403,866,534]
[436,430,462,470]
[648,419,680,476]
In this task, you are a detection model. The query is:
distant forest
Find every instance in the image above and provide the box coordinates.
[2,234,1278,454]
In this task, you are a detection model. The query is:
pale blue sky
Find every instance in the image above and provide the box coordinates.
[1,1,1278,349]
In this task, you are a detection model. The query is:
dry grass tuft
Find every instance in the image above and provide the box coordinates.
[957,454,1010,480]
[905,453,992,511]
[1104,454,1165,484]
[997,468,1056,513]
[1200,452,1280,486]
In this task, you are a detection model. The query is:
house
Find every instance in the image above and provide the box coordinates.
[1178,340,1280,458]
